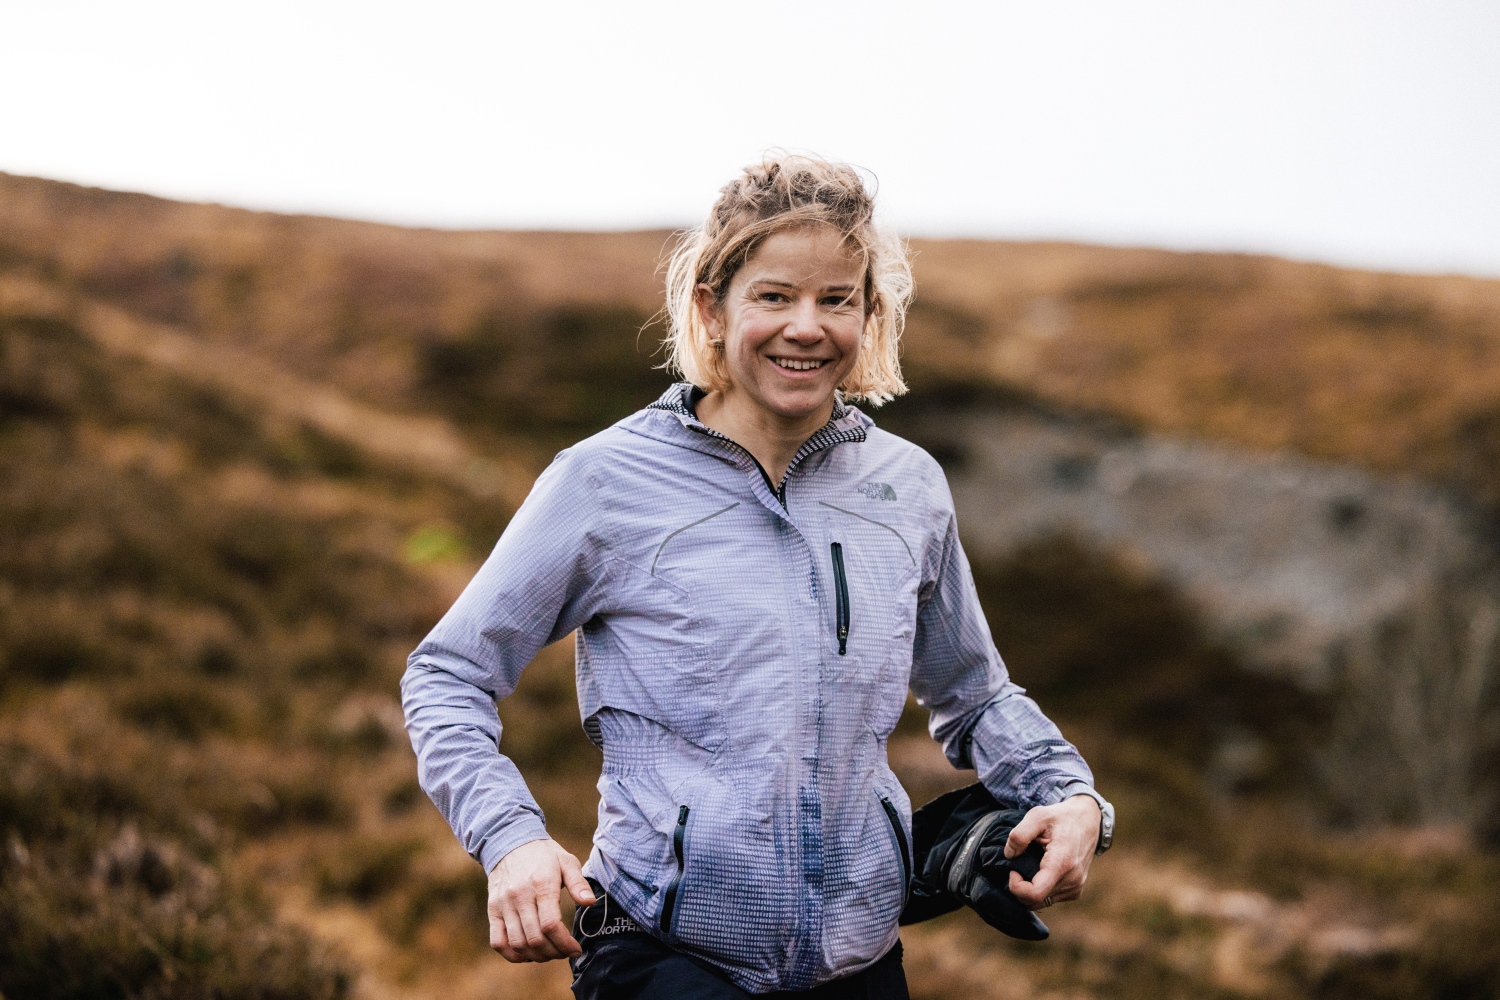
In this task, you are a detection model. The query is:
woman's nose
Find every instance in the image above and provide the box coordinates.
[783,298,823,341]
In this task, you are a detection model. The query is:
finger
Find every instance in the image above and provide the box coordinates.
[1053,853,1092,901]
[1008,869,1040,907]
[1010,860,1061,909]
[501,905,530,962]
[1004,808,1051,859]
[489,907,515,959]
[1040,866,1084,904]
[559,851,596,906]
[537,889,583,960]
[1010,869,1055,910]
[524,871,570,961]
[516,899,565,961]
[1051,881,1085,903]
[1024,836,1088,906]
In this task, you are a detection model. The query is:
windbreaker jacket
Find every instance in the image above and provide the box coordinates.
[402,384,1096,992]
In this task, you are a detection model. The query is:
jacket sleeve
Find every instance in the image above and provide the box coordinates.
[909,476,1097,810]
[401,450,608,872]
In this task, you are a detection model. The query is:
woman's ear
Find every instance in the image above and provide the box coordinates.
[694,284,723,343]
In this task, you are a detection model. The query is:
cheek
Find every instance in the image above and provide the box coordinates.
[728,316,778,355]
[834,318,866,361]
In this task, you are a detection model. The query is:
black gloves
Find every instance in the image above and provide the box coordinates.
[898,783,1050,941]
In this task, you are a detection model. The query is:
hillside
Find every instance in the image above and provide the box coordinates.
[6,171,1500,504]
[2,172,1498,1000]
[905,241,1500,506]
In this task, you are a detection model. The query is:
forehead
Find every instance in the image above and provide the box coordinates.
[737,226,864,286]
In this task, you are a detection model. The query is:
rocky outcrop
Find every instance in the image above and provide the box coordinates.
[896,398,1497,686]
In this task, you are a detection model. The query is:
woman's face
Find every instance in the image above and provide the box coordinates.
[697,226,866,424]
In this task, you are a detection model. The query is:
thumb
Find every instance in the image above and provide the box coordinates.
[558,847,596,906]
[1005,808,1049,860]
[1010,861,1059,905]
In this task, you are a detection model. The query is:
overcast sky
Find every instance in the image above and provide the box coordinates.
[3,1,1498,276]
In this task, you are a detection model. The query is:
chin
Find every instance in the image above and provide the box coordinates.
[763,375,832,402]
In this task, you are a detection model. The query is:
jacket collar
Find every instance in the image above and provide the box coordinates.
[643,382,870,459]
[647,381,855,422]
[624,383,870,515]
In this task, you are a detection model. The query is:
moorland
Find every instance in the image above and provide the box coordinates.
[2,171,1499,999]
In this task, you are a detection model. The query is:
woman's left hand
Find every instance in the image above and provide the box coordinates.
[1003,794,1101,910]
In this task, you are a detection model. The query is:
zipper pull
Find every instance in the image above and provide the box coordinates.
[831,542,850,655]
[660,805,691,935]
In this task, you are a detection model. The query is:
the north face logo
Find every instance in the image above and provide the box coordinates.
[858,483,897,501]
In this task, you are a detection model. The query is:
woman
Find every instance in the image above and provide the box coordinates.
[402,156,1109,998]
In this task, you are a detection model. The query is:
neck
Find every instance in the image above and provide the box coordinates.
[695,388,835,488]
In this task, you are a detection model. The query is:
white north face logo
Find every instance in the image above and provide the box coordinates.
[858,483,897,501]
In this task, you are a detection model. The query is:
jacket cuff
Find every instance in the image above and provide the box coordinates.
[478,815,552,874]
[1049,780,1105,811]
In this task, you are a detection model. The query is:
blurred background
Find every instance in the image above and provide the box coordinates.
[2,2,1499,998]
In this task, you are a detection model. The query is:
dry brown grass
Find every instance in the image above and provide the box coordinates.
[3,171,1499,999]
[8,169,1500,507]
[899,240,1500,510]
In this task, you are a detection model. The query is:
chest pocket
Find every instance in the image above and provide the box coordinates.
[820,502,919,737]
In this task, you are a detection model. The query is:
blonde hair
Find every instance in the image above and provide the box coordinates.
[663,154,912,405]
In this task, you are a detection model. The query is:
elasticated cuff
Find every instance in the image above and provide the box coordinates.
[478,815,552,874]
[1047,780,1104,810]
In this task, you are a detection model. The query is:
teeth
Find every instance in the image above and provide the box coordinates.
[773,358,825,371]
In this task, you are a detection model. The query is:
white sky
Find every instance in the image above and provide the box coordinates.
[3,0,1499,276]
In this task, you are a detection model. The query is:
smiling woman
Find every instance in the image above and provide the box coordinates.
[691,227,871,486]
[665,157,909,408]
[666,157,911,493]
[401,154,1111,1000]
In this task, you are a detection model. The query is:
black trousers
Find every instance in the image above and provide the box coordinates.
[569,889,909,1000]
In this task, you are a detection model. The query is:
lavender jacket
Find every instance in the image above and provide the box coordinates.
[402,384,1096,992]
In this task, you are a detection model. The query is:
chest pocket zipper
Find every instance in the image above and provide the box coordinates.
[880,796,912,902]
[830,542,850,655]
[658,805,690,933]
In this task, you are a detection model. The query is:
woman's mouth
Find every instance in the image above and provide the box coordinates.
[771,357,827,371]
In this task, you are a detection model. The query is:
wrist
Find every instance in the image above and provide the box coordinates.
[1060,785,1114,854]
[1064,791,1102,818]
[485,830,552,877]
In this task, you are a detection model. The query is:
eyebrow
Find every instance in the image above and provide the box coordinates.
[747,279,861,294]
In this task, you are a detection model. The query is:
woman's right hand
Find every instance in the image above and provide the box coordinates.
[487,838,597,962]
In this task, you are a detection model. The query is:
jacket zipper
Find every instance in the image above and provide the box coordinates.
[690,425,791,509]
[880,796,912,902]
[658,805,690,934]
[830,542,849,655]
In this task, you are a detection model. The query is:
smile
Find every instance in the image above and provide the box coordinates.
[771,357,827,371]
